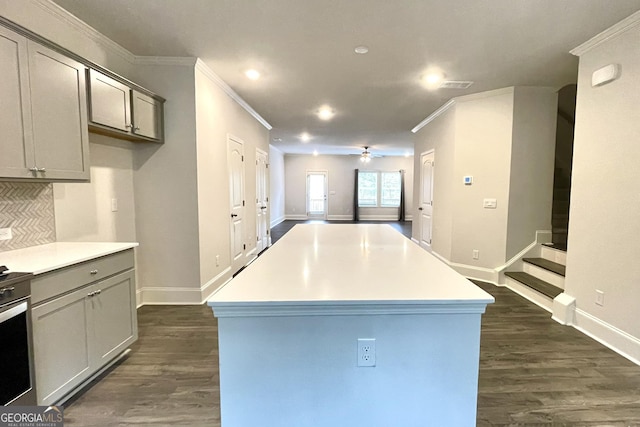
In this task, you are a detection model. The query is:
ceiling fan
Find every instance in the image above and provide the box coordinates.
[360,146,372,163]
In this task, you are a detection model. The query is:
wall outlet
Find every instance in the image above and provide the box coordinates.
[0,228,12,241]
[472,250,479,260]
[216,255,220,267]
[357,338,376,367]
[111,198,118,212]
[595,290,604,306]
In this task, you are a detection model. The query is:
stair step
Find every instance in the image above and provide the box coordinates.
[504,272,563,299]
[523,257,566,276]
[543,242,567,253]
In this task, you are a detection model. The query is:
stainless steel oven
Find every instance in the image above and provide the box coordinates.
[0,269,36,406]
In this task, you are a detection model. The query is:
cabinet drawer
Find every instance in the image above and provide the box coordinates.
[32,249,134,305]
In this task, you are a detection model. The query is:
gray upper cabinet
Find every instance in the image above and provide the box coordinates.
[0,25,89,181]
[88,69,164,143]
[88,69,132,132]
[0,26,34,179]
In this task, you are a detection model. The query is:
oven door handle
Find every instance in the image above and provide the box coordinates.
[0,301,27,324]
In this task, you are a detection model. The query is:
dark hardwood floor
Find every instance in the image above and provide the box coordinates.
[64,226,640,426]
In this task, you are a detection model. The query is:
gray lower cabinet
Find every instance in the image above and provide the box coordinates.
[0,24,90,181]
[31,252,137,405]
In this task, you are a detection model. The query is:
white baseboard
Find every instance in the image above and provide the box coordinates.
[138,286,203,305]
[327,215,353,221]
[200,267,232,302]
[404,215,413,221]
[430,251,498,284]
[359,215,403,221]
[573,308,640,366]
[285,214,307,220]
[139,266,233,305]
[411,237,419,245]
[270,215,285,228]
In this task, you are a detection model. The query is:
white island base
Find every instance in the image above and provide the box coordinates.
[209,224,494,427]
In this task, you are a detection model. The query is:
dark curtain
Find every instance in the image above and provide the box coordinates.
[398,169,405,221]
[354,169,359,221]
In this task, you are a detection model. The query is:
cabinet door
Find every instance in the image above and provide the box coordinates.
[32,287,92,405]
[27,41,90,180]
[0,26,35,179]
[90,270,138,367]
[88,69,132,132]
[132,90,163,140]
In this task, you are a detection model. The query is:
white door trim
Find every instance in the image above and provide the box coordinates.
[306,170,328,220]
[227,134,246,275]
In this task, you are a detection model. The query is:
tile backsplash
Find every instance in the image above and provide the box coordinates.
[0,182,56,252]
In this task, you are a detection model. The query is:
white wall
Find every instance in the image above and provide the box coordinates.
[54,136,136,243]
[269,145,286,227]
[132,61,201,303]
[506,87,557,260]
[565,18,640,359]
[451,90,514,268]
[412,87,557,278]
[285,155,414,220]
[412,107,457,260]
[194,62,270,296]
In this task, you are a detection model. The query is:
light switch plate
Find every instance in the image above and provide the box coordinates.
[483,198,497,209]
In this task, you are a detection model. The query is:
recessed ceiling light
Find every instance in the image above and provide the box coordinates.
[317,106,335,121]
[245,69,261,80]
[421,71,445,89]
[354,46,369,54]
[300,132,311,142]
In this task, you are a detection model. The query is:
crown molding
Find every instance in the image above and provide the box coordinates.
[31,0,135,64]
[134,56,198,66]
[411,99,456,133]
[195,59,272,130]
[571,10,640,57]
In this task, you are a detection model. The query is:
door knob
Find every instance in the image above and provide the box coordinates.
[418,207,423,211]
[231,213,238,218]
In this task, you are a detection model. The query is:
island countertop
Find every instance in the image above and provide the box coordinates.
[208,224,494,316]
[0,242,139,275]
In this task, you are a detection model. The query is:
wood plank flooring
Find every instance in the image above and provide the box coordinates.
[63,258,640,426]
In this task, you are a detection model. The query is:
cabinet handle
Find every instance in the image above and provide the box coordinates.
[87,291,95,297]
[90,269,98,275]
[125,123,133,129]
[95,289,101,295]
[29,167,38,172]
[37,168,46,172]
[133,126,140,132]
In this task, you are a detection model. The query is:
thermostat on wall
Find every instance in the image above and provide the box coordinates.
[463,176,473,185]
[592,64,621,87]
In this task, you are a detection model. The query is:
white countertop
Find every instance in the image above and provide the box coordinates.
[208,224,494,316]
[0,242,138,275]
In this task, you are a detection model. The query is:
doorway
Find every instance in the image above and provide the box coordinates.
[227,135,245,275]
[256,149,269,253]
[306,171,328,220]
[419,151,434,251]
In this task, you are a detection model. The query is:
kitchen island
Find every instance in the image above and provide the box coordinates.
[208,224,494,427]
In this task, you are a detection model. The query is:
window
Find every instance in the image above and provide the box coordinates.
[381,172,401,207]
[358,171,401,207]
[358,171,378,207]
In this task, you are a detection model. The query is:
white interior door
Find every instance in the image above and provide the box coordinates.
[306,171,327,220]
[256,149,269,253]
[419,151,434,250]
[228,136,245,274]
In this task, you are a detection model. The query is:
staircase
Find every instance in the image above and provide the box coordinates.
[504,245,566,312]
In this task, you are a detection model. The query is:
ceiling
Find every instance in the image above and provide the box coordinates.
[51,0,640,156]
